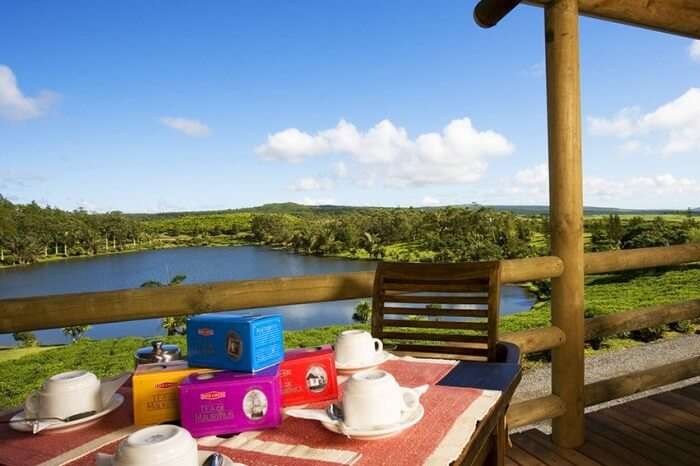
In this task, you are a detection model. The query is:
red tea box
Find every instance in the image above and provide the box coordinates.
[179,366,282,438]
[280,345,338,407]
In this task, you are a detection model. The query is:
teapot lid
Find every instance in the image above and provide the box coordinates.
[135,340,181,363]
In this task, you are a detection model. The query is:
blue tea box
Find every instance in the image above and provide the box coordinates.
[187,314,284,372]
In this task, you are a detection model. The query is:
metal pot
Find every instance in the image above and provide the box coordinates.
[134,340,182,367]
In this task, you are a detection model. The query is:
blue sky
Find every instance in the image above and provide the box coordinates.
[1,1,699,212]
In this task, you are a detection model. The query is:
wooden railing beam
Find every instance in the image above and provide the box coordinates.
[0,272,375,334]
[501,326,566,354]
[474,0,523,28]
[501,255,563,283]
[525,0,700,40]
[585,243,700,275]
[584,356,700,407]
[508,394,567,429]
[585,299,700,340]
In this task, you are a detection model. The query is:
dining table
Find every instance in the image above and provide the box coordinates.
[0,343,521,466]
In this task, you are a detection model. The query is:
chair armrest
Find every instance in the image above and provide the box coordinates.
[495,341,520,364]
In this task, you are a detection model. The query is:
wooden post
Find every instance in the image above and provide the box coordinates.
[545,0,585,448]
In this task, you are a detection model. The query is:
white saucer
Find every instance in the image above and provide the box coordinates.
[335,351,391,373]
[321,402,424,440]
[95,451,240,466]
[9,393,124,434]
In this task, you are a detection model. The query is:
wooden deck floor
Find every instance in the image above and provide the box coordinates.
[506,383,700,466]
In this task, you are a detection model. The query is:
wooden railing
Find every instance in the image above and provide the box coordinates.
[0,255,564,334]
[1,243,699,431]
[509,243,700,428]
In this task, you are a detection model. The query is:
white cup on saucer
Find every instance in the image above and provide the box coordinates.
[111,425,198,466]
[341,370,419,429]
[335,330,383,366]
[25,370,103,419]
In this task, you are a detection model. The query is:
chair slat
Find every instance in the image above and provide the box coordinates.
[391,343,489,357]
[381,319,489,331]
[379,331,489,343]
[381,306,488,318]
[382,294,489,305]
[383,282,489,293]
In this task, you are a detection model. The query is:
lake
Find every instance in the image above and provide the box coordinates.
[0,246,536,345]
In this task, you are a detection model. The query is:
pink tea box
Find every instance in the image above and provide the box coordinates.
[280,345,338,407]
[179,366,282,438]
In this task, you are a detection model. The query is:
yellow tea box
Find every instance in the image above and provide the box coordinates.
[132,360,216,425]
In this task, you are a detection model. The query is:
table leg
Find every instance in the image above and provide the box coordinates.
[482,415,506,466]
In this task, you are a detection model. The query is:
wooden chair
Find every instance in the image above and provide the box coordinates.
[372,260,516,466]
[371,260,502,362]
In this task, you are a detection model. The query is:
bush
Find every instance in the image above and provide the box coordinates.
[669,320,693,333]
[352,301,372,323]
[630,326,665,342]
[161,316,188,336]
[584,307,605,350]
[62,325,91,343]
[528,279,552,301]
[13,332,38,347]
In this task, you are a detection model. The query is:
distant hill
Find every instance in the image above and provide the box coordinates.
[131,202,693,219]
[484,205,690,216]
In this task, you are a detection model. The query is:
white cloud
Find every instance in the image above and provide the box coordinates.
[333,161,348,178]
[301,196,336,206]
[587,88,700,155]
[257,118,514,187]
[160,117,210,137]
[421,196,441,206]
[690,40,700,63]
[585,174,700,200]
[619,140,642,153]
[587,107,641,138]
[520,62,545,79]
[504,162,700,205]
[289,176,334,192]
[0,65,58,121]
[514,163,548,186]
[641,88,700,154]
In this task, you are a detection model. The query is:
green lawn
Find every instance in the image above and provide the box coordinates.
[0,346,58,363]
[1,264,698,409]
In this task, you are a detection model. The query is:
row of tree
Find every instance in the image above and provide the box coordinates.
[0,196,146,265]
[250,207,538,261]
[3,195,698,267]
[587,214,698,251]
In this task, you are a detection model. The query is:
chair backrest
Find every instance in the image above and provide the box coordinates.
[371,260,502,362]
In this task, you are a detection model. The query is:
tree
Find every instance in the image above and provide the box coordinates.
[13,331,38,347]
[62,325,90,343]
[352,301,371,323]
[141,275,189,335]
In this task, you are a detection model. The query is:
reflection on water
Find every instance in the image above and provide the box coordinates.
[0,246,536,345]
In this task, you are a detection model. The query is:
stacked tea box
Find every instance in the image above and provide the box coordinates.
[132,361,218,426]
[279,345,338,407]
[179,313,339,438]
[180,314,285,437]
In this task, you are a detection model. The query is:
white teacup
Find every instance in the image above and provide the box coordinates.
[342,370,418,429]
[335,330,383,366]
[109,425,198,466]
[25,370,102,419]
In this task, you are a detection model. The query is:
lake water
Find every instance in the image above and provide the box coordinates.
[0,246,536,345]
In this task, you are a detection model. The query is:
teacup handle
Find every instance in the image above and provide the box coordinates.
[373,338,383,354]
[24,391,40,417]
[400,387,420,412]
